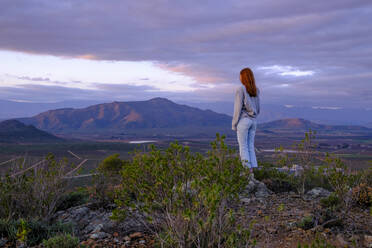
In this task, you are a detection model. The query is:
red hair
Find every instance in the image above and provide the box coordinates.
[240,68,257,97]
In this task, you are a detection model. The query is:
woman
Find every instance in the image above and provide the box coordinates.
[232,68,260,174]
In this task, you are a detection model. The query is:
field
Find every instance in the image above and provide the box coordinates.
[0,129,371,185]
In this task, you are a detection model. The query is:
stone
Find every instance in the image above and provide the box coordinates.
[0,238,7,247]
[70,206,90,221]
[92,224,104,233]
[240,177,272,201]
[336,234,348,247]
[90,232,109,240]
[305,187,331,199]
[364,235,372,248]
[53,203,149,241]
[129,232,143,239]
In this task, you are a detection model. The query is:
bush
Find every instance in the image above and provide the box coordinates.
[254,164,297,193]
[56,188,90,212]
[297,215,314,230]
[320,193,340,208]
[352,183,372,208]
[97,153,124,175]
[0,154,72,221]
[112,134,254,247]
[0,219,73,246]
[90,154,125,205]
[297,236,336,248]
[42,233,80,248]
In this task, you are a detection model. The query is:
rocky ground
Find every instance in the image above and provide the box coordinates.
[35,177,370,248]
[0,178,367,248]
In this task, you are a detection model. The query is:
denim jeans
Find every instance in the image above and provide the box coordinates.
[236,117,258,168]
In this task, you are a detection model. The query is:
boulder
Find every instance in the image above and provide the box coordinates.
[305,187,331,200]
[53,203,148,240]
[240,176,272,203]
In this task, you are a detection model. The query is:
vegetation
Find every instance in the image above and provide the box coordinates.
[112,134,254,247]
[0,218,73,246]
[89,153,126,205]
[42,233,80,248]
[0,154,73,221]
[0,130,371,247]
[56,187,90,212]
[297,236,336,248]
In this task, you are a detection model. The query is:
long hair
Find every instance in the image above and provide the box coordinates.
[240,68,257,97]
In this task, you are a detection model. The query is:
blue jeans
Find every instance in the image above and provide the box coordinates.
[236,117,258,168]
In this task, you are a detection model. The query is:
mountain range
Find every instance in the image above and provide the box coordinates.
[19,98,231,133]
[258,118,370,132]
[0,120,62,143]
[15,98,371,137]
[2,99,372,126]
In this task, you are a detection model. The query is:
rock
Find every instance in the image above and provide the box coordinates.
[81,239,96,246]
[92,224,104,233]
[90,231,109,240]
[255,180,271,198]
[70,206,90,221]
[129,232,143,239]
[240,177,272,202]
[336,234,348,247]
[305,187,331,199]
[365,235,372,248]
[53,203,149,240]
[0,238,7,247]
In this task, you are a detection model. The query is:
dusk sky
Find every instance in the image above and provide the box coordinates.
[0,0,371,109]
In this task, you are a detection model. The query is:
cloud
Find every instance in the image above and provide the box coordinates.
[0,0,371,108]
[312,106,343,110]
[257,65,315,77]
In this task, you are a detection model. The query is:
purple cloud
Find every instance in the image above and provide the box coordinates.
[0,0,371,108]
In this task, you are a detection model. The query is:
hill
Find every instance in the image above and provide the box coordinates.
[0,119,63,143]
[19,98,231,133]
[258,118,371,132]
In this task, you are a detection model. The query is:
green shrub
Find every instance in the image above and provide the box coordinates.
[297,236,336,248]
[42,234,79,248]
[56,188,89,212]
[320,193,340,208]
[352,183,372,207]
[0,154,72,221]
[297,215,314,230]
[112,134,254,247]
[90,154,125,205]
[254,164,297,193]
[0,219,73,246]
[97,153,124,175]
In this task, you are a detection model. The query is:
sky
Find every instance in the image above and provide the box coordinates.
[0,0,371,109]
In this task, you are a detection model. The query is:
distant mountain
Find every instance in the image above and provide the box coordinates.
[180,101,372,126]
[0,99,101,119]
[19,98,232,133]
[3,98,372,126]
[364,122,372,128]
[0,120,63,143]
[258,118,371,132]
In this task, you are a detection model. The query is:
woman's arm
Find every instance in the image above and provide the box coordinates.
[232,88,243,131]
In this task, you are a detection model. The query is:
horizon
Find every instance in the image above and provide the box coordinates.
[1,97,372,127]
[1,1,371,111]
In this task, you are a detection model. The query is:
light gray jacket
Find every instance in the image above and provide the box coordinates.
[232,86,260,131]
